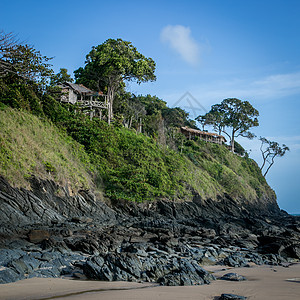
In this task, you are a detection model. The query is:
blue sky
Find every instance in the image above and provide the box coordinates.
[2,0,300,213]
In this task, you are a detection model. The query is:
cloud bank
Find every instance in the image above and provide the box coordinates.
[188,71,300,106]
[161,25,199,66]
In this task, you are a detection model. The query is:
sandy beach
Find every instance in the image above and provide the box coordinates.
[1,264,299,300]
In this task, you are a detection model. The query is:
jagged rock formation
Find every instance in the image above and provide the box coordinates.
[0,175,299,285]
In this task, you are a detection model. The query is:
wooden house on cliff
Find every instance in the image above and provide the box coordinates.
[58,82,108,119]
[181,126,226,145]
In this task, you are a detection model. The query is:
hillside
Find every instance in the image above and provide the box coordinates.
[0,96,277,213]
[0,107,92,191]
[1,74,299,289]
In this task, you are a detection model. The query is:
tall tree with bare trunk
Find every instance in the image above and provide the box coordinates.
[259,137,289,177]
[74,39,156,124]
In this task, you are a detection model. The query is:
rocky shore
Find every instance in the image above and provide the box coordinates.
[0,175,299,286]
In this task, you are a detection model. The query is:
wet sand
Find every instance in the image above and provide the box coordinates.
[1,264,299,300]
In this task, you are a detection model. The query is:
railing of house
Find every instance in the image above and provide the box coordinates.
[76,100,108,109]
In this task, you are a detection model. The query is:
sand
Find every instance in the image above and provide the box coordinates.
[0,264,299,300]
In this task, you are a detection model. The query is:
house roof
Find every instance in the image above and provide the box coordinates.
[181,126,226,141]
[64,82,95,94]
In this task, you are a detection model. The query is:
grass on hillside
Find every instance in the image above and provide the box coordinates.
[181,139,275,203]
[0,88,276,205]
[0,106,92,191]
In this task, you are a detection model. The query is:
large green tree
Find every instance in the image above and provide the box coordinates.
[0,31,53,86]
[197,98,259,152]
[74,38,156,123]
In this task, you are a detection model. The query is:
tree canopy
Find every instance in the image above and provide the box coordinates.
[197,98,259,152]
[0,31,53,86]
[50,68,73,86]
[74,38,156,123]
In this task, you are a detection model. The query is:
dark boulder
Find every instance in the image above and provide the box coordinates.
[28,230,50,243]
[0,268,21,284]
[220,294,247,300]
[220,273,246,281]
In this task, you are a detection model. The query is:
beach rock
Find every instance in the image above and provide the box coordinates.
[0,268,21,284]
[199,256,217,265]
[0,175,300,287]
[157,259,214,286]
[28,230,50,243]
[220,294,247,300]
[223,254,248,267]
[220,273,246,281]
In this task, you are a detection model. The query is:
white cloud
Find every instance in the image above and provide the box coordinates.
[161,25,200,66]
[179,71,300,107]
[251,72,300,99]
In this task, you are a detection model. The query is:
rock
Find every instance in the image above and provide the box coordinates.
[72,271,88,280]
[40,252,53,262]
[0,175,300,287]
[199,256,217,265]
[220,294,247,300]
[0,268,21,284]
[220,273,246,281]
[28,230,50,243]
[245,252,264,265]
[83,256,107,280]
[65,237,100,255]
[7,258,31,275]
[157,259,214,286]
[223,254,248,267]
[0,249,25,266]
[71,217,93,224]
[280,244,300,259]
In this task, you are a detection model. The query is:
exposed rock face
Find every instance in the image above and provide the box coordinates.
[0,176,117,236]
[0,175,299,286]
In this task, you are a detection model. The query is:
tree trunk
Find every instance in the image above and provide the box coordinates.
[264,155,275,177]
[231,130,235,152]
[139,117,142,133]
[107,85,116,125]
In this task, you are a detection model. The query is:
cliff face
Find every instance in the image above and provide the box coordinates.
[0,175,116,237]
[0,173,279,239]
[1,175,299,286]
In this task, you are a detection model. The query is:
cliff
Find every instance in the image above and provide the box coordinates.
[0,105,278,215]
[2,96,298,286]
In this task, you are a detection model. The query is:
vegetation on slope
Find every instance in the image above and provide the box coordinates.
[0,33,276,205]
[0,88,275,204]
[0,105,92,190]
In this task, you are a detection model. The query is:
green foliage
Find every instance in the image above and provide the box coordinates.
[234,141,246,156]
[0,33,277,206]
[75,38,156,90]
[75,38,157,122]
[50,68,73,86]
[0,79,44,115]
[197,98,259,152]
[0,107,92,190]
[43,161,56,173]
[181,138,275,202]
[0,31,53,87]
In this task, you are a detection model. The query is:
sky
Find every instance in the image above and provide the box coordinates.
[2,0,300,213]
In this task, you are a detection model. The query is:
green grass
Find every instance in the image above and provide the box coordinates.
[180,139,276,203]
[0,107,92,191]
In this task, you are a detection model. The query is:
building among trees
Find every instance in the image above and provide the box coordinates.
[181,126,226,145]
[59,82,108,119]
